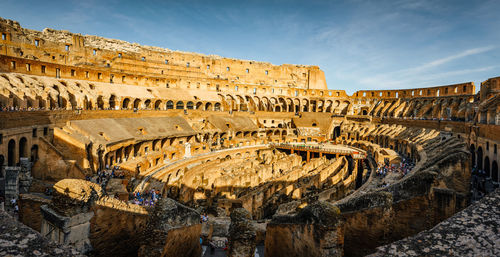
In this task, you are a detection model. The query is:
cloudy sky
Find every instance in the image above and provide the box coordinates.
[1,0,499,94]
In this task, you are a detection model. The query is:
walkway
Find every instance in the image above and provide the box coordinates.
[272,142,367,160]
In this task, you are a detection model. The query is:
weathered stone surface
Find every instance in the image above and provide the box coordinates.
[369,188,500,257]
[0,209,84,257]
[265,201,344,257]
[138,198,201,257]
[228,208,256,257]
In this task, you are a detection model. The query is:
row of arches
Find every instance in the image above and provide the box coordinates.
[220,94,352,114]
[368,96,474,121]
[470,144,499,182]
[1,137,38,167]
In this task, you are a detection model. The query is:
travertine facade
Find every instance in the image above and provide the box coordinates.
[0,17,499,256]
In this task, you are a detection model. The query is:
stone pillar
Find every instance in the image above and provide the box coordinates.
[4,167,21,201]
[229,208,256,257]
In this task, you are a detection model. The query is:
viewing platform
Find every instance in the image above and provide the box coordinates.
[271,142,367,161]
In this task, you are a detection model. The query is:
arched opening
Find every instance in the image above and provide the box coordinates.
[484,156,490,177]
[97,96,105,109]
[166,100,174,110]
[332,126,341,140]
[133,99,141,109]
[122,98,130,109]
[477,147,483,170]
[176,101,184,109]
[30,144,39,162]
[144,99,152,109]
[205,102,212,111]
[470,144,476,167]
[67,93,77,109]
[8,139,16,166]
[0,155,4,167]
[214,103,221,111]
[154,100,162,110]
[362,110,368,115]
[186,101,194,110]
[109,95,116,109]
[492,161,498,182]
[19,137,28,160]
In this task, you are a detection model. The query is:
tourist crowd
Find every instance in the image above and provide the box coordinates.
[376,157,415,178]
[130,189,161,207]
[85,165,125,194]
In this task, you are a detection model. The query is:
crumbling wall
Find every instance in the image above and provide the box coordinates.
[228,208,256,257]
[89,204,148,257]
[31,137,85,181]
[265,201,344,257]
[18,193,51,232]
[138,198,201,257]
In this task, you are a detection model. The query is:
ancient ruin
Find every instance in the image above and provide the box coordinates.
[0,16,499,256]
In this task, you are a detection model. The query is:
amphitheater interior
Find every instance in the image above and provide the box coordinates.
[0,17,499,257]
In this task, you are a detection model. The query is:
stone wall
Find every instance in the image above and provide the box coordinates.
[265,201,344,257]
[18,193,51,232]
[89,204,148,257]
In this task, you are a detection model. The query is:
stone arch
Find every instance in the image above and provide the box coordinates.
[252,96,261,111]
[470,144,476,167]
[278,97,287,112]
[8,139,16,166]
[477,146,483,170]
[332,126,341,140]
[19,137,28,160]
[154,100,162,110]
[97,95,105,109]
[484,156,491,177]
[27,144,37,161]
[325,100,333,112]
[286,98,294,112]
[166,100,174,109]
[109,95,117,109]
[186,101,194,110]
[214,102,221,111]
[122,98,131,109]
[226,95,237,111]
[67,93,77,109]
[302,99,309,112]
[144,99,152,109]
[205,102,212,111]
[176,101,184,109]
[492,161,498,182]
[293,98,300,113]
[236,95,247,111]
[133,99,141,109]
[196,102,203,110]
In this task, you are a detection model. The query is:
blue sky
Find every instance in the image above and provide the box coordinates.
[1,0,499,94]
